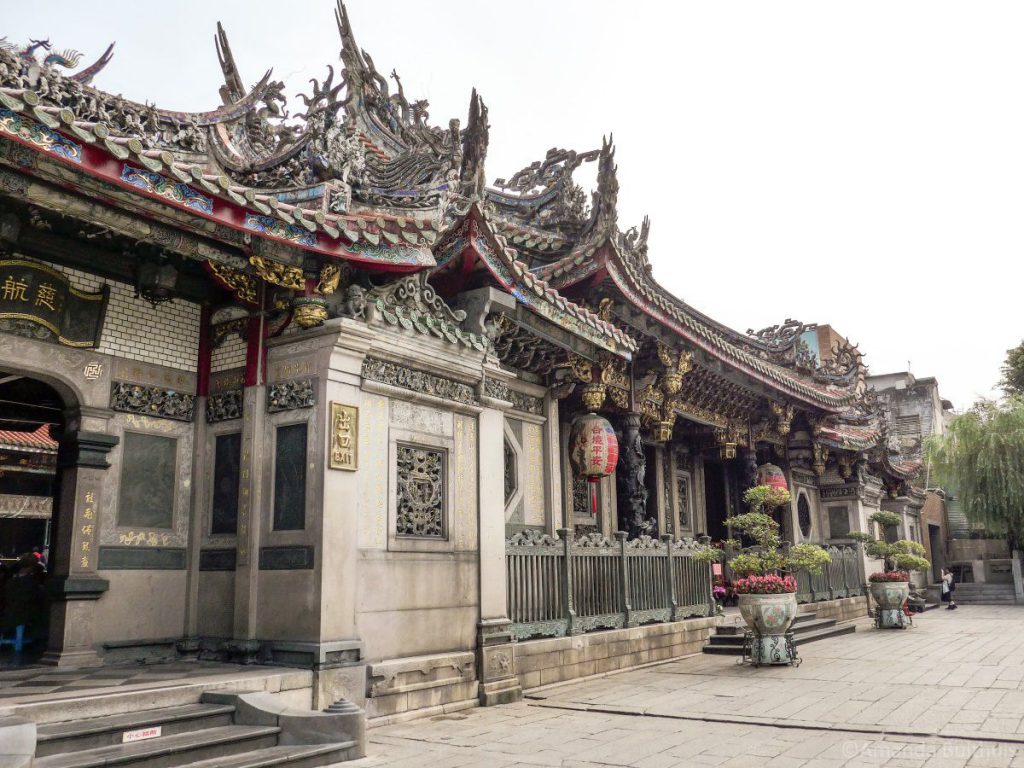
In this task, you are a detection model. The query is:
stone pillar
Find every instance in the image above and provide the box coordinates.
[476,405,522,705]
[542,393,562,533]
[40,430,118,668]
[232,384,267,647]
[616,413,651,538]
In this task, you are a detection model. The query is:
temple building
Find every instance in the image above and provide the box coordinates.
[0,2,924,722]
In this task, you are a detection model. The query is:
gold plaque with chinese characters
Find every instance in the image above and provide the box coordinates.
[330,403,358,471]
[0,259,108,347]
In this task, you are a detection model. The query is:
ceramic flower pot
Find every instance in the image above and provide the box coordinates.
[870,580,910,629]
[738,592,798,665]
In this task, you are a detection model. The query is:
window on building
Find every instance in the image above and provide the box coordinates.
[798,494,812,538]
[828,505,850,538]
[396,443,446,538]
[894,414,923,455]
[273,423,307,531]
[675,452,691,530]
[211,432,241,535]
[118,432,177,529]
[503,437,517,506]
[676,474,691,529]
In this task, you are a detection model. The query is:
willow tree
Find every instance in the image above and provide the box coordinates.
[927,398,1024,548]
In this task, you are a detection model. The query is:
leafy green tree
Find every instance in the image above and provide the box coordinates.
[723,486,831,576]
[927,398,1024,548]
[1002,340,1024,397]
[847,512,930,573]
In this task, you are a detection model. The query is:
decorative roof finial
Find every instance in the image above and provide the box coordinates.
[461,88,489,199]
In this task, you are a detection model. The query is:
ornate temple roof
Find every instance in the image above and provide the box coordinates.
[0,4,632,360]
[0,5,901,472]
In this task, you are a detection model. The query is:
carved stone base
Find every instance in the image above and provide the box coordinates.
[479,676,523,706]
[38,648,104,669]
[477,634,522,707]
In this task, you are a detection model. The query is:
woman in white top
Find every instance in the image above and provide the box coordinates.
[941,568,958,610]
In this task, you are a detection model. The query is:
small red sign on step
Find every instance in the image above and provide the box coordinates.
[122,726,161,743]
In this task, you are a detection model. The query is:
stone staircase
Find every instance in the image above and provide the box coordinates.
[1,691,364,768]
[951,583,1018,605]
[703,611,856,655]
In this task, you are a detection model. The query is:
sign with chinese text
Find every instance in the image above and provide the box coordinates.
[330,403,358,471]
[0,259,108,347]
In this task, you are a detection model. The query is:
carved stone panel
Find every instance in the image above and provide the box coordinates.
[362,357,476,406]
[110,381,195,422]
[396,443,446,538]
[207,390,243,423]
[267,378,316,413]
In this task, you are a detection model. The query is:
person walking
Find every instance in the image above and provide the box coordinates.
[941,567,958,610]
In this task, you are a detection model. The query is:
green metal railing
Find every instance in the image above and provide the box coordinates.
[506,529,714,642]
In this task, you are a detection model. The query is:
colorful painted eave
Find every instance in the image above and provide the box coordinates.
[450,207,636,360]
[817,422,881,452]
[0,424,57,453]
[601,245,857,411]
[0,94,435,272]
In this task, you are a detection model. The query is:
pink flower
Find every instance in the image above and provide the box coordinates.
[732,574,797,595]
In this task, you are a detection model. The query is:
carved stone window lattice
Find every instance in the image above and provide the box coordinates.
[798,494,812,539]
[504,437,517,506]
[396,443,446,538]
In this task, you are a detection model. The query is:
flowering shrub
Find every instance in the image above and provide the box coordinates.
[712,585,727,600]
[732,574,797,595]
[869,571,910,583]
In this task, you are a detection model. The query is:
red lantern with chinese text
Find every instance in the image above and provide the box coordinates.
[569,413,619,516]
[757,463,789,494]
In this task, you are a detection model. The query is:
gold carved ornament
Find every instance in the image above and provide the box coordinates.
[249,254,305,291]
[317,262,347,296]
[656,343,693,395]
[206,261,258,305]
[580,383,607,412]
[771,402,795,435]
[812,444,830,476]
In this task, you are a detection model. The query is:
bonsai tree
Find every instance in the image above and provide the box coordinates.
[723,485,831,582]
[848,510,930,580]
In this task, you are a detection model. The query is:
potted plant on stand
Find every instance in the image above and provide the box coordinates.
[725,485,832,666]
[849,511,930,629]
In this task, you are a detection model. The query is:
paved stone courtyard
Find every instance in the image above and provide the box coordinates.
[349,606,1024,767]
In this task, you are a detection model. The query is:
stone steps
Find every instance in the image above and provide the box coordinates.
[34,724,283,768]
[12,688,364,768]
[35,702,237,756]
[703,611,855,655]
[951,584,1018,604]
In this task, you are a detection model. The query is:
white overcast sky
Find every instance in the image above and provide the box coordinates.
[7,1,1022,409]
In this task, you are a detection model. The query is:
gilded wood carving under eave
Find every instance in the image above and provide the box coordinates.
[249,254,304,290]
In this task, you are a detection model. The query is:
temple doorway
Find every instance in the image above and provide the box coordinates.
[703,459,730,543]
[0,371,65,663]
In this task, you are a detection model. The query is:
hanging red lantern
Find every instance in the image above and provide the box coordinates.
[569,413,619,515]
[757,463,789,493]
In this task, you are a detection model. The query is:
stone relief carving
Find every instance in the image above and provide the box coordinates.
[110,381,195,422]
[267,378,316,412]
[396,443,446,538]
[361,357,476,406]
[509,390,543,415]
[484,378,511,402]
[206,389,243,423]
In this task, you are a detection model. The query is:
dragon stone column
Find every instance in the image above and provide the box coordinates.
[616,413,655,538]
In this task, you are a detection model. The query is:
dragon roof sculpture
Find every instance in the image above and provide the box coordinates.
[0,2,900,472]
